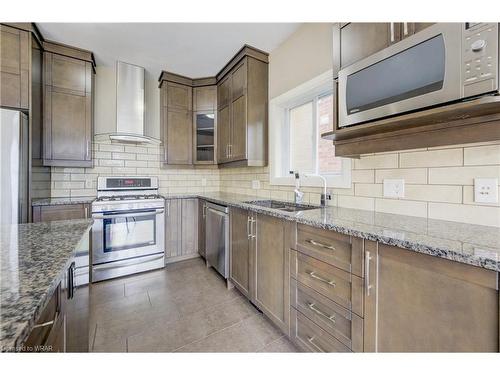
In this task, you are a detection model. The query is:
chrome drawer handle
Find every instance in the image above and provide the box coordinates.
[306,239,335,251]
[307,336,325,353]
[308,271,336,287]
[308,303,336,323]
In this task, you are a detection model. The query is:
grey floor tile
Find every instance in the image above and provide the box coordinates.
[259,336,299,352]
[90,255,291,353]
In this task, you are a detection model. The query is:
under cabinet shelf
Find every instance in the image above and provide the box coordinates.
[322,96,500,157]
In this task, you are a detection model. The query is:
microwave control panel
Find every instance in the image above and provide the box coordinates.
[462,23,498,97]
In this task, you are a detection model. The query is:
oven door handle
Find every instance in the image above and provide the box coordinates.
[93,254,164,270]
[92,209,164,220]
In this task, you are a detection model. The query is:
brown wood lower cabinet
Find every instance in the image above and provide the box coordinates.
[32,203,90,222]
[165,198,199,263]
[252,214,293,334]
[229,207,251,298]
[363,241,499,352]
[23,233,90,352]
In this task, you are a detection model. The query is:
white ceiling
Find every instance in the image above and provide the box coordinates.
[36,23,301,78]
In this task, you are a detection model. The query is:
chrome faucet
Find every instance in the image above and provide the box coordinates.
[289,171,304,204]
[305,173,332,207]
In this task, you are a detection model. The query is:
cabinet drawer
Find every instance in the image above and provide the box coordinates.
[291,250,364,317]
[296,224,364,277]
[290,308,351,352]
[291,278,363,352]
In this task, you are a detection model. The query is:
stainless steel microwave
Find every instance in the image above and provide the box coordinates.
[338,23,499,128]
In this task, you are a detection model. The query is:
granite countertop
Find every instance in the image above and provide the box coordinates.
[164,192,500,272]
[0,219,93,352]
[31,197,95,206]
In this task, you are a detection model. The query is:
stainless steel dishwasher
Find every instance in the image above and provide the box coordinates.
[205,202,229,279]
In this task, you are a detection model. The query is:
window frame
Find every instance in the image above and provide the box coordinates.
[269,70,351,189]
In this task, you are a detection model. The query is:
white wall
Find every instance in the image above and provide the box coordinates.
[269,23,333,99]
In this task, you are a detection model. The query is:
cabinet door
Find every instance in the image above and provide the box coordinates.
[43,53,92,167]
[253,214,292,333]
[166,82,192,111]
[0,25,29,109]
[217,75,231,109]
[217,105,230,163]
[198,200,206,258]
[364,241,499,352]
[230,95,247,162]
[32,204,89,222]
[194,86,216,111]
[229,207,250,298]
[165,199,181,258]
[231,60,247,100]
[181,198,198,256]
[338,23,400,69]
[166,109,192,164]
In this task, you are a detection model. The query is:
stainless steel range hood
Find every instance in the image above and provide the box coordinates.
[109,61,160,145]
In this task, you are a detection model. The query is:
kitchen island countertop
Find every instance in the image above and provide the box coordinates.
[0,219,93,352]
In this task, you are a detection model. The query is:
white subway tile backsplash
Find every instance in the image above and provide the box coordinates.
[337,195,375,211]
[429,166,500,185]
[399,148,463,168]
[428,202,500,227]
[354,153,398,169]
[404,185,462,204]
[375,168,428,184]
[35,137,500,227]
[464,145,500,166]
[375,198,428,218]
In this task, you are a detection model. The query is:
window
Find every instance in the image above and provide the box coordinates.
[269,70,351,189]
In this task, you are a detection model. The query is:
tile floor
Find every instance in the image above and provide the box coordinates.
[89,257,298,352]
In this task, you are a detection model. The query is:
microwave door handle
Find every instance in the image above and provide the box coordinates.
[92,209,164,220]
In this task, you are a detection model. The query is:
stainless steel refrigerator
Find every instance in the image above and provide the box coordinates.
[1,108,29,225]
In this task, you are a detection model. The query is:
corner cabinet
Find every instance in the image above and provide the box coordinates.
[216,48,268,167]
[43,42,95,167]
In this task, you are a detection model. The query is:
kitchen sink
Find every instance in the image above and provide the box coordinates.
[244,200,320,212]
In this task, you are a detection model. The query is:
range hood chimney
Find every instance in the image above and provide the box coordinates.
[109,61,160,145]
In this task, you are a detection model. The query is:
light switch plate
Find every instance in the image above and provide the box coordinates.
[201,178,207,187]
[383,179,405,198]
[474,178,498,203]
[252,180,261,189]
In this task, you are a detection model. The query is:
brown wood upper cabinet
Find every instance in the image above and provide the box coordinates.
[333,22,435,76]
[43,43,95,168]
[0,24,30,109]
[363,241,499,352]
[160,79,193,166]
[217,52,268,167]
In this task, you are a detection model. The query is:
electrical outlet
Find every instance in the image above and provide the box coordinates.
[474,178,498,203]
[252,180,261,189]
[201,178,207,187]
[383,179,405,198]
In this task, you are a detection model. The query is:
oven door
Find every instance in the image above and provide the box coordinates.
[92,207,165,265]
[338,23,463,128]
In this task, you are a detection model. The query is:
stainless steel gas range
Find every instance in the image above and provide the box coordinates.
[91,176,165,282]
